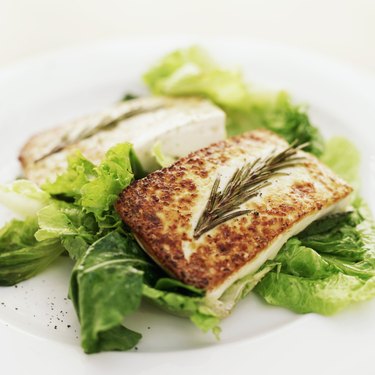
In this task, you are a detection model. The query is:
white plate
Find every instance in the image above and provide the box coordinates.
[0,37,375,375]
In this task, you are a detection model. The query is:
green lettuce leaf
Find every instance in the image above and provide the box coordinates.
[34,201,98,260]
[36,142,138,260]
[298,211,366,262]
[226,92,324,156]
[151,141,176,168]
[255,199,375,315]
[0,180,50,218]
[69,231,153,353]
[43,152,95,200]
[0,217,65,286]
[320,137,360,188]
[35,202,96,242]
[69,231,221,353]
[217,263,278,314]
[142,284,220,336]
[43,143,134,221]
[80,143,134,218]
[0,142,137,284]
[143,277,220,335]
[0,181,66,285]
[255,271,375,315]
[144,46,249,110]
[129,148,147,179]
[144,46,324,156]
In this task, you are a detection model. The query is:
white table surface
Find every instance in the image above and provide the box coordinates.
[1,0,375,74]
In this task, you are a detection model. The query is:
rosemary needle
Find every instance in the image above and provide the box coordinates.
[193,141,309,239]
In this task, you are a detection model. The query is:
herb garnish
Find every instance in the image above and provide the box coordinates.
[35,101,165,163]
[193,142,308,239]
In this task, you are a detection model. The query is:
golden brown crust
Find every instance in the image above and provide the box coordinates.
[116,129,353,291]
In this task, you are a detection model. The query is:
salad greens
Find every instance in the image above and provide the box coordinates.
[43,143,135,220]
[320,136,361,189]
[255,198,375,315]
[0,140,220,353]
[151,141,176,168]
[0,143,137,281]
[70,231,220,353]
[0,217,64,285]
[142,283,221,337]
[0,46,374,354]
[0,180,50,218]
[144,46,324,156]
[69,232,147,353]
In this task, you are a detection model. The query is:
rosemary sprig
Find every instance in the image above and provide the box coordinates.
[35,102,165,163]
[193,141,309,239]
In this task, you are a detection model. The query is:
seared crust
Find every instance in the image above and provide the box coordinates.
[116,129,352,292]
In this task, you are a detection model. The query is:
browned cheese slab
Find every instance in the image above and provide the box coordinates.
[116,129,352,297]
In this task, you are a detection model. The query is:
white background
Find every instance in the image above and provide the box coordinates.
[1,0,375,73]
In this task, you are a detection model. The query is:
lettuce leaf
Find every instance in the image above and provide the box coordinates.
[35,202,96,242]
[36,142,137,259]
[216,263,277,314]
[34,201,98,260]
[0,180,50,218]
[0,143,137,283]
[0,217,65,285]
[43,152,95,200]
[256,271,375,315]
[144,46,324,156]
[151,141,176,168]
[69,232,152,353]
[70,231,220,353]
[80,143,134,218]
[44,143,134,221]
[255,199,375,315]
[226,92,324,156]
[129,148,147,179]
[143,284,220,336]
[0,182,66,285]
[320,136,360,188]
[144,46,249,110]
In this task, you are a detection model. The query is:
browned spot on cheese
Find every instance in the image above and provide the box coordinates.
[292,181,316,195]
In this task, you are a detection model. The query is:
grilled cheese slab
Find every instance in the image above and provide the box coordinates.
[19,97,226,185]
[116,129,352,301]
